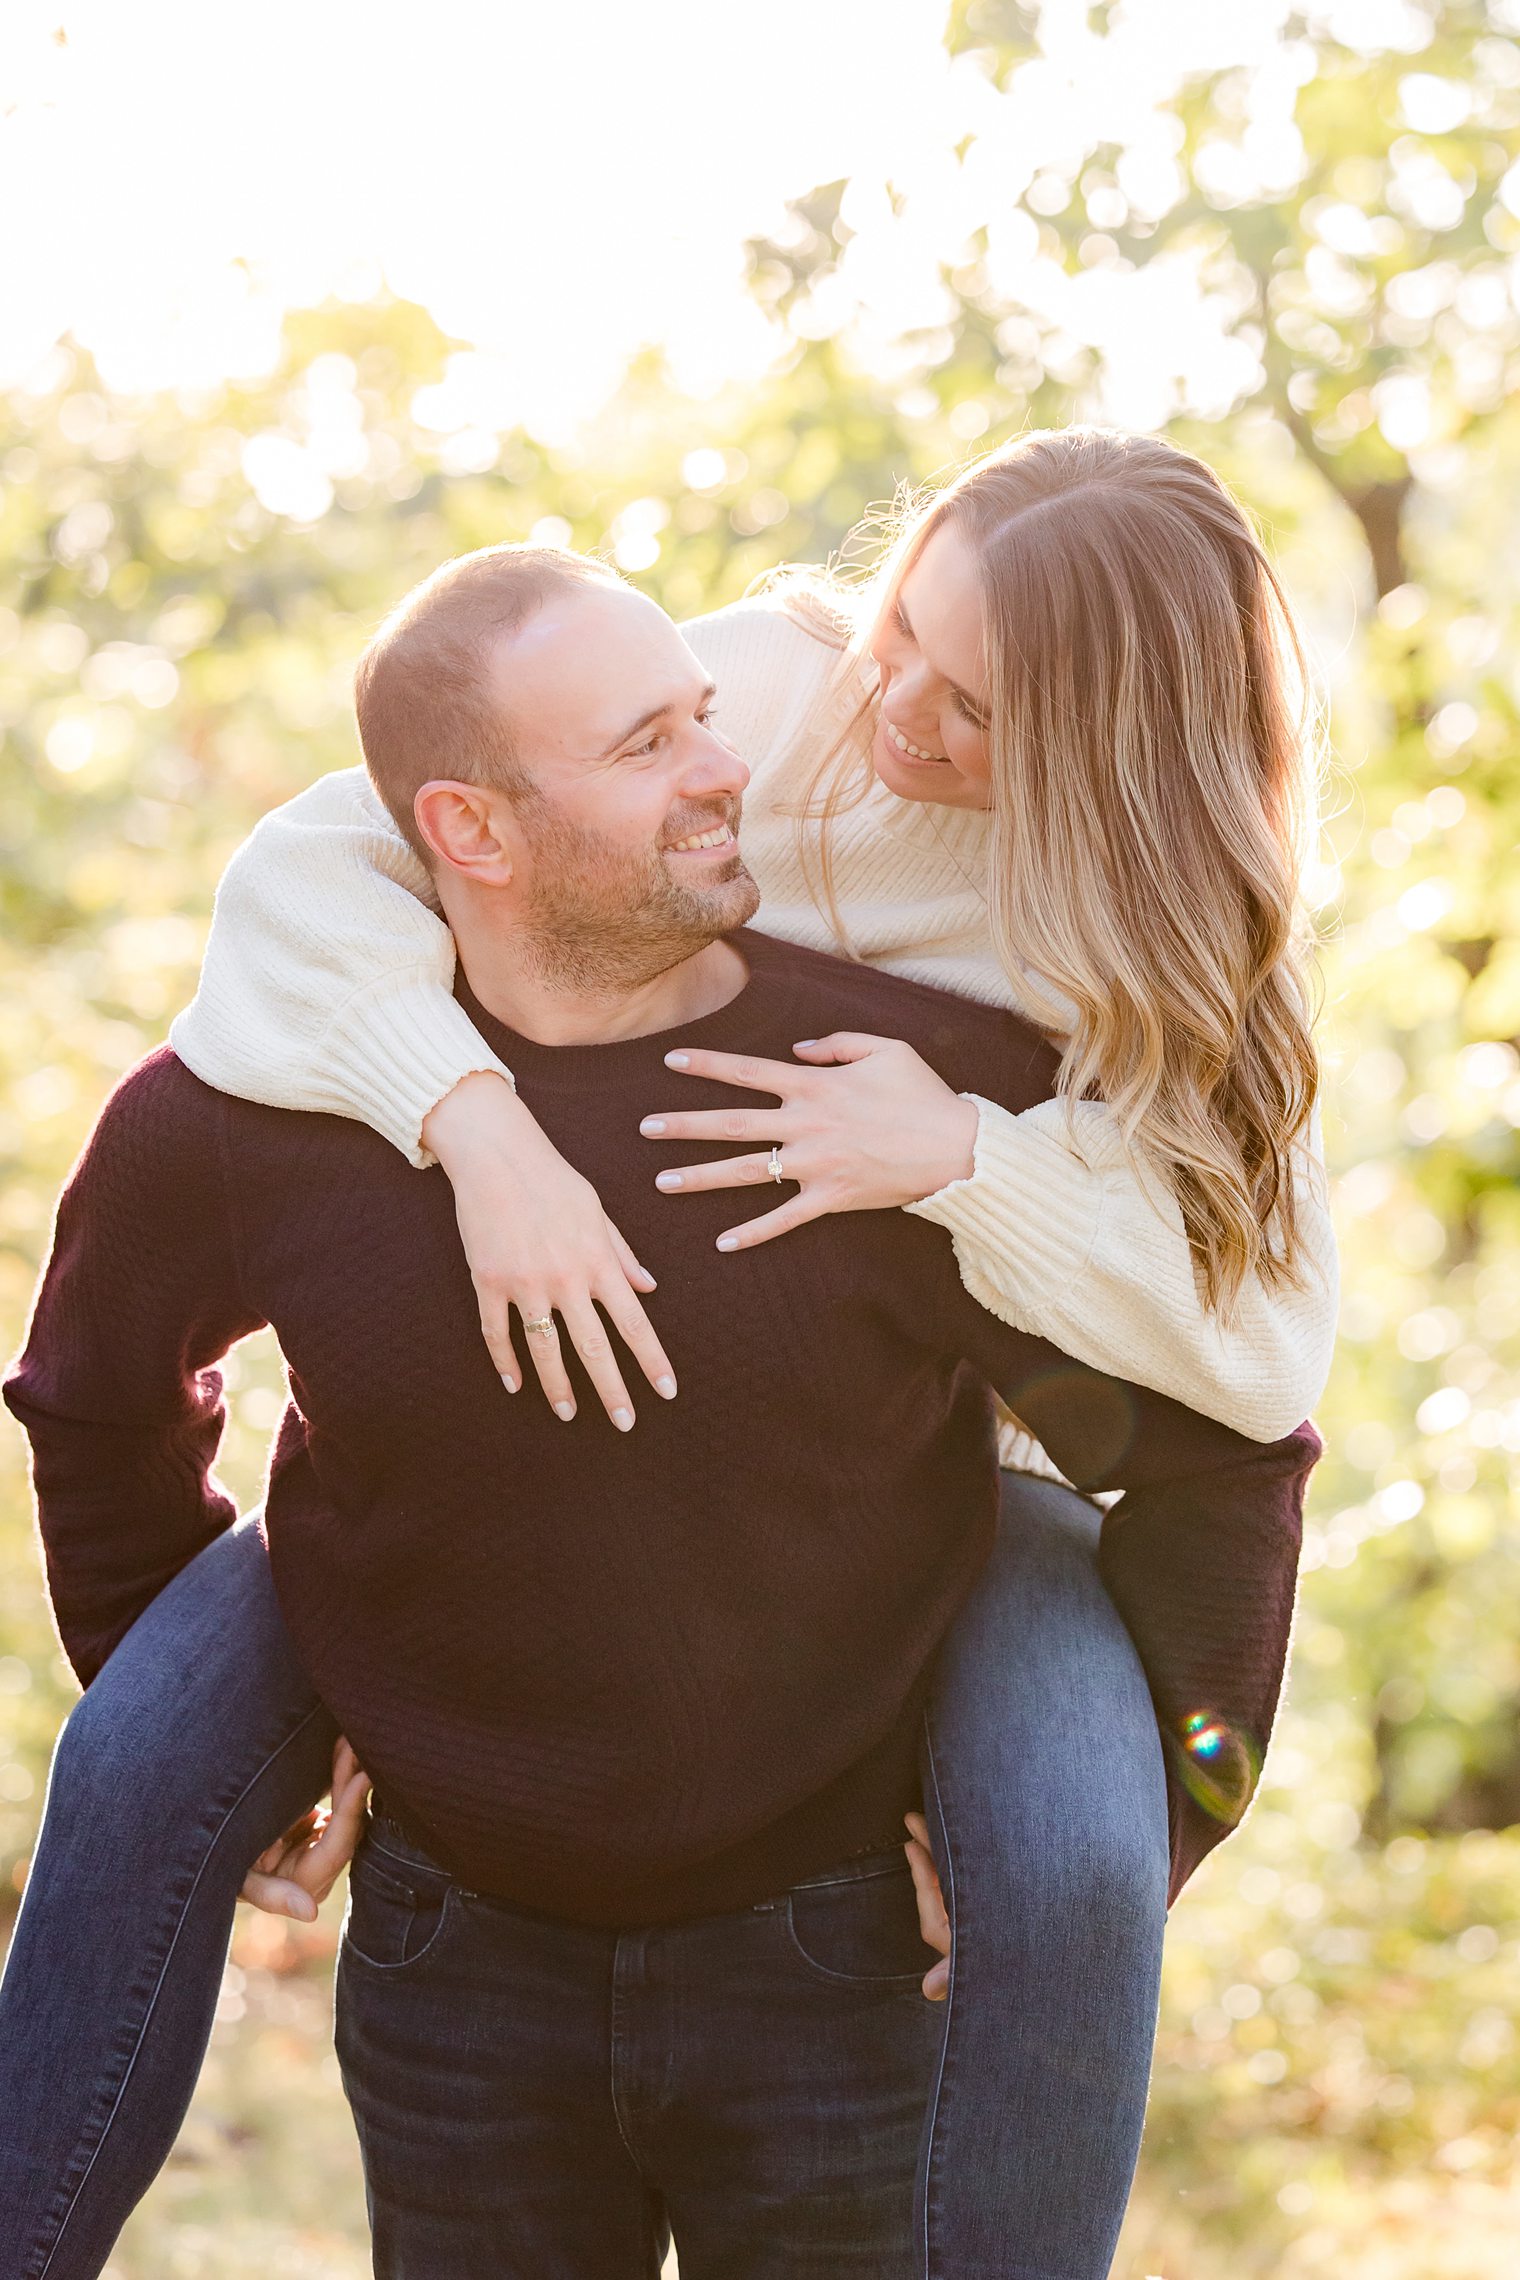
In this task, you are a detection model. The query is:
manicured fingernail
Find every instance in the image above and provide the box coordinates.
[641,1117,666,1135]
[554,1402,576,1421]
[665,1052,690,1069]
[612,1408,634,1432]
[794,1040,817,1049]
[716,1235,739,1253]
[656,1374,677,1399]
[656,1171,683,1190]
[501,1374,519,1393]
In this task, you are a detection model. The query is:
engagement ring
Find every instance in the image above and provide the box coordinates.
[768,1147,785,1184]
[524,1316,556,1338]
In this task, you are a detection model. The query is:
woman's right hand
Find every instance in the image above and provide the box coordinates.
[422,1071,677,1429]
[904,1810,951,2002]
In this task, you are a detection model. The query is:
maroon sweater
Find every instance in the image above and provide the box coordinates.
[6,930,1317,1923]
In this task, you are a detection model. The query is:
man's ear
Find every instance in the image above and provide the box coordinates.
[413,780,515,885]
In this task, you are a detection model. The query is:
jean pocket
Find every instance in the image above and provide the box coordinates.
[343,1836,458,1971]
[785,1856,933,1986]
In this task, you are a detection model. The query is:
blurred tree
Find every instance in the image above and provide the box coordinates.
[946,0,1520,592]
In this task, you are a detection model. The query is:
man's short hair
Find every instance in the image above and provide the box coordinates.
[354,544,623,863]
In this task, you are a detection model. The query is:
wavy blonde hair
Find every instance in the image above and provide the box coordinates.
[794,427,1322,1317]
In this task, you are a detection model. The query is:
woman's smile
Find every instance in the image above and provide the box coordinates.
[867,524,995,811]
[884,718,949,764]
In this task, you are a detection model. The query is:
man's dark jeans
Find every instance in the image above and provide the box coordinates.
[335,1810,943,2278]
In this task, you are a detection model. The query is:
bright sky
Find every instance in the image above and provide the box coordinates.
[2,0,968,427]
[0,0,1430,436]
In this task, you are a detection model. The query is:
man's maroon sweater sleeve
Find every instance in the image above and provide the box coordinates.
[3,1050,266,1686]
[941,1292,1317,1902]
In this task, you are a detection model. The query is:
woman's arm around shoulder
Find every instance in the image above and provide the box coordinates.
[170,765,513,1166]
[170,768,678,1426]
[908,1099,1338,1443]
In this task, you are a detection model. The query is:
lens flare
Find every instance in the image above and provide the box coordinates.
[1174,1708,1262,1825]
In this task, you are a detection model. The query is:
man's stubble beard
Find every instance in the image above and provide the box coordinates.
[516,802,761,998]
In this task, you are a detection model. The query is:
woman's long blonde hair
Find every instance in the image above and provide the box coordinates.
[797,426,1322,1317]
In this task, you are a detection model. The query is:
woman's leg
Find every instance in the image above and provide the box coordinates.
[917,1472,1170,2280]
[0,1515,337,2280]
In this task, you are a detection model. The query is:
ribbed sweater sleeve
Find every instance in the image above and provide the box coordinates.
[942,1288,1318,1900]
[2,1052,267,1684]
[1094,1423,1317,1900]
[171,768,515,1167]
[908,1098,1338,1444]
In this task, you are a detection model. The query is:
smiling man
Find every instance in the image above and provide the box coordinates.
[7,544,1316,2278]
[354,549,759,1009]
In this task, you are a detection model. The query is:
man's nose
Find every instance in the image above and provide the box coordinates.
[683,727,750,797]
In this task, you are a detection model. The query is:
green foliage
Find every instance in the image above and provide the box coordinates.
[3,6,1520,2270]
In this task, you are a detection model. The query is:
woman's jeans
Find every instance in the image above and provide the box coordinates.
[0,1477,1169,2280]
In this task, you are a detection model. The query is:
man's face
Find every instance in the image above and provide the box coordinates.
[487,583,759,990]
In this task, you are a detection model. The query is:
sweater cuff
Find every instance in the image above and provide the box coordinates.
[316,976,516,1167]
[904,1095,1106,1319]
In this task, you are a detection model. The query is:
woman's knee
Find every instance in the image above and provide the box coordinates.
[43,1526,318,1825]
[929,1474,1169,1930]
[993,1470,1103,1572]
[44,1671,163,1820]
[47,1625,235,1812]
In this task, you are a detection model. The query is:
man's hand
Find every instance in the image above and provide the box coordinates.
[240,1738,371,1922]
[904,1810,951,2002]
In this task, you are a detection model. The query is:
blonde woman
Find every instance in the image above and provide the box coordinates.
[2,430,1332,2278]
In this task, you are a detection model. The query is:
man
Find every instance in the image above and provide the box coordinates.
[6,546,1315,2276]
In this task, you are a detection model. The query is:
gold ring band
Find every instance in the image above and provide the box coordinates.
[524,1315,556,1338]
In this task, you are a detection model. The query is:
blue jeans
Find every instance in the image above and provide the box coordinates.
[0,1478,1167,2280]
[338,1812,942,2276]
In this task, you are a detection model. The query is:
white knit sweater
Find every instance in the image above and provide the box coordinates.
[171,587,1337,1447]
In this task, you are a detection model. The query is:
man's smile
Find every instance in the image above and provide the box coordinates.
[665,823,738,857]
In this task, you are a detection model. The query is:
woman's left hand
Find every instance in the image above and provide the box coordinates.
[640,1033,979,1252]
[239,1738,371,1923]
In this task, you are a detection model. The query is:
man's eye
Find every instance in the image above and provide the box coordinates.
[627,734,664,759]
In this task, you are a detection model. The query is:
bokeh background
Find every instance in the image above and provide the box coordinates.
[3,1,1520,2273]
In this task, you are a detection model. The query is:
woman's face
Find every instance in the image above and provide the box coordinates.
[867,520,994,812]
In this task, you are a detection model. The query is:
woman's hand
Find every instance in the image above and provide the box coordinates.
[639,1034,979,1252]
[240,1738,371,1923]
[904,1811,951,2002]
[424,1073,678,1428]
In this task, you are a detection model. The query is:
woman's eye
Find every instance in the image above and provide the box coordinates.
[893,603,912,638]
[951,691,984,728]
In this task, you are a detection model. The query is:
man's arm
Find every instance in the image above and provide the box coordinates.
[942,1293,1318,1900]
[3,1051,267,1685]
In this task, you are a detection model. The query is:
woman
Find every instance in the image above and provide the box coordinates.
[1,428,1333,2279]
